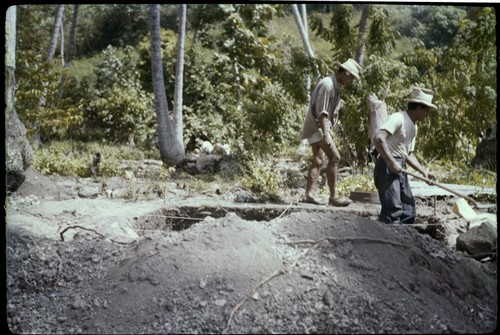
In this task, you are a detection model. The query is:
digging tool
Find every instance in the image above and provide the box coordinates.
[400,168,496,210]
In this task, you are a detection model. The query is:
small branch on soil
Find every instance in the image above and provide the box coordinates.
[223,245,317,333]
[277,202,295,219]
[59,225,136,245]
[141,214,205,221]
[216,199,230,214]
[393,275,427,305]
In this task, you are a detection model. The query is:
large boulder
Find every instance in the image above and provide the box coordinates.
[6,110,33,192]
[456,221,497,258]
[471,124,496,171]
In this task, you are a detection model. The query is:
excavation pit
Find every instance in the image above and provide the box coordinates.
[133,205,293,235]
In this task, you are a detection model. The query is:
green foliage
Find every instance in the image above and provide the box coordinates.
[14,4,497,176]
[430,160,496,188]
[336,170,377,196]
[181,46,238,150]
[242,81,304,153]
[77,4,151,57]
[17,5,57,56]
[241,154,285,202]
[411,7,496,162]
[16,51,84,140]
[366,6,399,56]
[164,4,306,155]
[85,45,156,146]
[136,28,178,94]
[32,141,160,177]
[407,6,465,48]
[309,4,356,62]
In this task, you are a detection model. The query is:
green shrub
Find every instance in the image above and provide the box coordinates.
[85,45,156,147]
[32,141,161,177]
[241,154,285,202]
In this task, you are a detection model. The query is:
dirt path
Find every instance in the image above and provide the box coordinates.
[4,171,497,334]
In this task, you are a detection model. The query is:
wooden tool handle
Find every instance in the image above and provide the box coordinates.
[400,168,480,207]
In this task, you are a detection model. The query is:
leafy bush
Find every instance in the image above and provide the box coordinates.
[16,51,84,140]
[32,141,160,177]
[336,174,377,197]
[243,81,304,153]
[85,45,156,146]
[241,154,286,202]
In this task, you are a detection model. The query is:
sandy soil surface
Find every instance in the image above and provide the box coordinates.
[4,166,497,334]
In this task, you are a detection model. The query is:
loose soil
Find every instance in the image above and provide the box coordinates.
[4,166,497,334]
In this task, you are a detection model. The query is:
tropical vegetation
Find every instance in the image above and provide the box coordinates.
[11,4,497,193]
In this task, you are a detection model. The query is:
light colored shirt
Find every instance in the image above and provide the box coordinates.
[379,111,417,158]
[301,75,341,142]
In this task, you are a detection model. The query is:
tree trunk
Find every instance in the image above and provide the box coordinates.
[355,4,370,66]
[47,4,65,62]
[148,4,185,166]
[57,4,79,103]
[300,4,311,105]
[6,6,34,192]
[291,4,320,81]
[292,4,317,152]
[35,4,65,144]
[300,4,308,40]
[173,4,187,145]
[291,4,315,60]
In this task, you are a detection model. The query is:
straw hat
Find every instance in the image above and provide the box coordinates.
[339,58,362,80]
[407,87,437,111]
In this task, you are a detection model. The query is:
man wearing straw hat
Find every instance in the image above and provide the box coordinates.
[373,87,438,224]
[301,58,362,207]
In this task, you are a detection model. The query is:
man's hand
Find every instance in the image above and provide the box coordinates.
[424,171,437,185]
[388,161,402,173]
[323,131,333,148]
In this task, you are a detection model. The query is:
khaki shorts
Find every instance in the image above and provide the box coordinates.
[307,129,324,144]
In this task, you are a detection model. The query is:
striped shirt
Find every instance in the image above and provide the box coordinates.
[301,75,341,140]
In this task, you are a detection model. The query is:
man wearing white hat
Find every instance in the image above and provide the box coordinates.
[301,58,362,207]
[373,87,438,224]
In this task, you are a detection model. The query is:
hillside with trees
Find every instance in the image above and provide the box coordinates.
[11,4,495,170]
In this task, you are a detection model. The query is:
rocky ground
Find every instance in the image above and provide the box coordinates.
[4,162,497,334]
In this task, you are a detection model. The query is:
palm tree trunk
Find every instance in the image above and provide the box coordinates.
[291,4,319,80]
[300,4,311,106]
[173,4,187,145]
[57,4,79,104]
[47,5,64,62]
[149,4,185,166]
[355,4,370,66]
[291,4,315,59]
[35,4,64,144]
[6,6,16,112]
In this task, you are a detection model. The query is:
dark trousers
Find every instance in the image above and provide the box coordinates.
[373,156,416,224]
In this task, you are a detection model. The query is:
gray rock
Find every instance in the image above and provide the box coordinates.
[456,221,497,257]
[6,109,33,192]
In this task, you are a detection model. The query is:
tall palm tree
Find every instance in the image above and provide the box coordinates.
[57,4,79,103]
[355,4,371,66]
[148,4,185,165]
[173,4,187,145]
[46,4,64,62]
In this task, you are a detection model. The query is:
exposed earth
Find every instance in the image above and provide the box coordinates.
[4,162,497,334]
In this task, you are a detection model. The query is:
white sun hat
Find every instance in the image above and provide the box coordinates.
[339,58,362,80]
[407,87,438,111]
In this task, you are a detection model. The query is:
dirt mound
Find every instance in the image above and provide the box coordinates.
[5,168,497,334]
[6,207,497,334]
